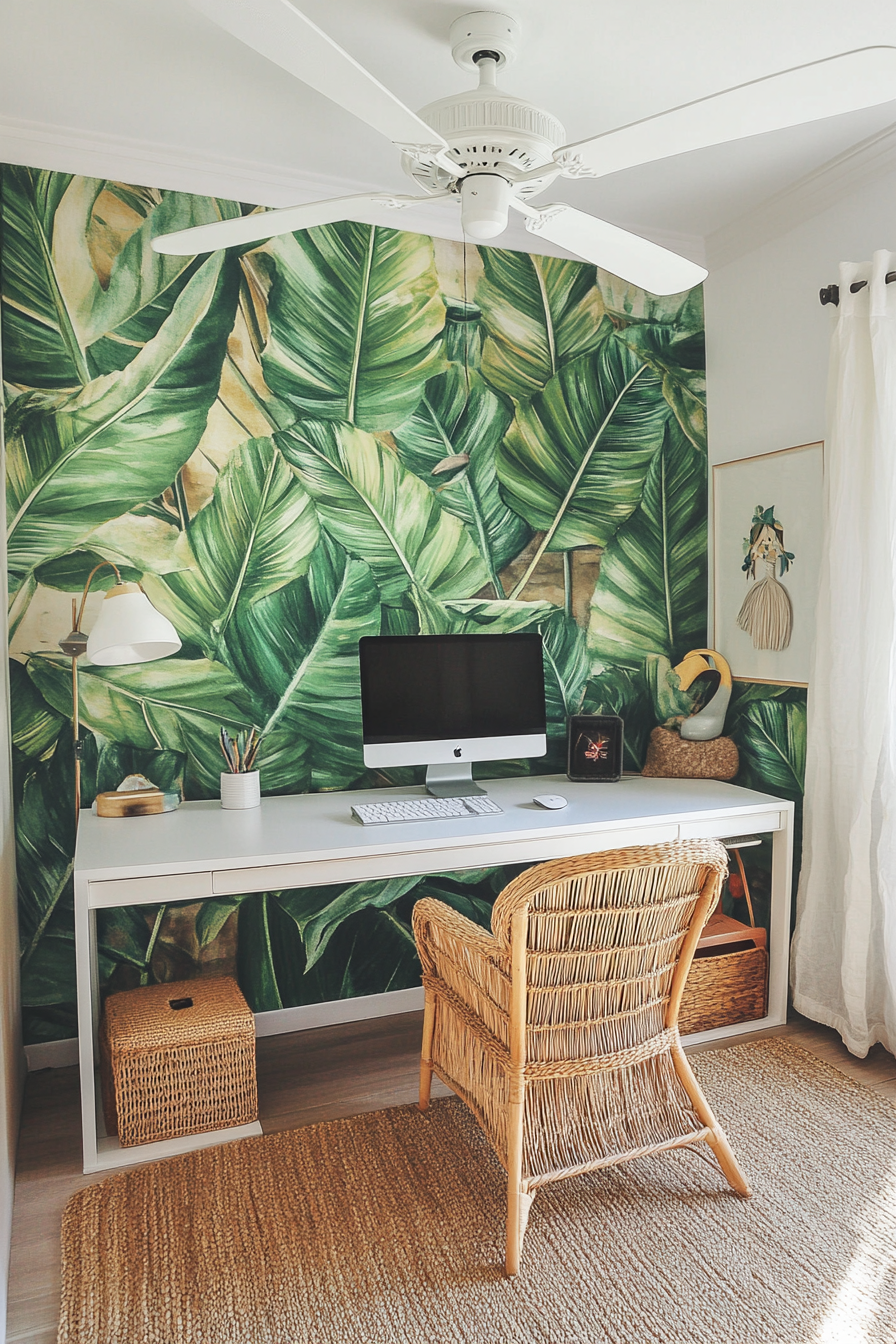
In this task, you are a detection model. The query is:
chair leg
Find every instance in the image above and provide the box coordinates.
[506,1186,535,1277]
[418,988,435,1111]
[505,1081,527,1275]
[671,1044,752,1197]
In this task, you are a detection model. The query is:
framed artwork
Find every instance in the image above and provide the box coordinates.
[711,442,823,685]
[567,715,624,781]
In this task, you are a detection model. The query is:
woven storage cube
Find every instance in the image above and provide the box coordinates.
[100,976,257,1147]
[679,940,768,1035]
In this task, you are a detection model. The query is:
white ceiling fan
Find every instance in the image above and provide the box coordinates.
[152,1,896,294]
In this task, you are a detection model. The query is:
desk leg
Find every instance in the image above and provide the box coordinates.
[767,800,795,1027]
[75,874,99,1173]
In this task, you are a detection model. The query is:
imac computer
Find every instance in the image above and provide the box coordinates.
[358,632,547,797]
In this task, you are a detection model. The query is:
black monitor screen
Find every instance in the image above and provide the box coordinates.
[358,634,546,744]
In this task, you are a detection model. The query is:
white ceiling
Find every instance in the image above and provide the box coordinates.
[3,0,896,266]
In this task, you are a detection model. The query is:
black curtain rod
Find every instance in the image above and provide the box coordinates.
[820,272,896,306]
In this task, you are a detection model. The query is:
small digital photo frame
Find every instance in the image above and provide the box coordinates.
[567,715,624,782]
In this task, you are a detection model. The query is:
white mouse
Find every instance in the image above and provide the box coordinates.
[533,794,568,810]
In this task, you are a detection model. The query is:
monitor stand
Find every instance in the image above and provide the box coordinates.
[425,762,486,797]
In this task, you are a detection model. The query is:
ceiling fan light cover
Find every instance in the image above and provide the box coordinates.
[461,174,512,239]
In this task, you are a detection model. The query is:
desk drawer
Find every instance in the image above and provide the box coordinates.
[211,823,683,895]
[88,871,213,908]
[678,811,781,842]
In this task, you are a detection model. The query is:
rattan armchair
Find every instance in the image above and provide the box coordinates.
[412,839,751,1276]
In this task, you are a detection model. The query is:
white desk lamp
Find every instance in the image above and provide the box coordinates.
[59,562,181,822]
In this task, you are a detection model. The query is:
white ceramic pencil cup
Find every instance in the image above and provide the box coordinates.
[220,771,261,810]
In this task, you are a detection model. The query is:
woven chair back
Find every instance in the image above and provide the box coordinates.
[490,841,728,1065]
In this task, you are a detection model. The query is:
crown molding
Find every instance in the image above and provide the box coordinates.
[706,119,896,270]
[0,114,372,206]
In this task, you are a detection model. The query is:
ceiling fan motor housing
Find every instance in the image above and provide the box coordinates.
[402,87,565,200]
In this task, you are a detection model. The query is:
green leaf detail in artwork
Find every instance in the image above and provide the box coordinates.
[730,695,807,802]
[277,419,489,604]
[0,166,87,389]
[261,222,447,429]
[259,558,382,793]
[77,191,243,374]
[392,365,529,595]
[16,750,75,974]
[26,654,258,796]
[147,437,320,658]
[476,248,610,400]
[278,876,421,972]
[9,657,66,761]
[498,339,670,592]
[5,249,241,596]
[580,663,654,772]
[587,419,707,668]
[597,276,705,330]
[539,607,591,728]
[613,319,707,453]
[20,917,77,1007]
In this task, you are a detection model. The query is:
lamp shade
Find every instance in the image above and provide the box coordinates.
[86,584,181,666]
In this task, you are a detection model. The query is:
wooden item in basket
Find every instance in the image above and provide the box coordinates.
[679,847,768,1034]
[641,725,739,780]
[100,975,257,1147]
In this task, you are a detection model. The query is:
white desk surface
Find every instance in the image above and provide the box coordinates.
[75,774,786,888]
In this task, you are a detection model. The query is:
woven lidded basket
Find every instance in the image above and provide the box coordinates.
[100,975,257,1147]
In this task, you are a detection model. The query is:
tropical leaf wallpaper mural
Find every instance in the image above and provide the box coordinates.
[1,166,805,1045]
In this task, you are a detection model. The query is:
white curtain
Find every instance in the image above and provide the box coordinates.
[791,250,896,1058]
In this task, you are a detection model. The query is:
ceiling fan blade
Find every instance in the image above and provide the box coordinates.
[189,0,448,156]
[151,192,448,255]
[557,46,896,179]
[518,203,707,295]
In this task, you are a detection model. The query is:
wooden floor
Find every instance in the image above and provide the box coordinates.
[8,1011,896,1344]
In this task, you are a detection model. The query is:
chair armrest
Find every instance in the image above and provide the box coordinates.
[412,897,504,981]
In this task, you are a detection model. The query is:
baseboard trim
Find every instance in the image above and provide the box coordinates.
[253,987,425,1038]
[25,986,427,1070]
[24,1038,79,1071]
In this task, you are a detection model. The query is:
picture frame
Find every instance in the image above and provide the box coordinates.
[711,442,824,685]
[567,715,624,782]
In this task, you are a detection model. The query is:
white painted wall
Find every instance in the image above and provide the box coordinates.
[0,331,25,1341]
[704,169,896,464]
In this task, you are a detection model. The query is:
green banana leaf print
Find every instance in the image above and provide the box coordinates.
[586,418,708,667]
[5,250,241,601]
[476,248,610,400]
[496,338,670,556]
[2,165,740,1047]
[261,222,447,429]
[391,364,529,595]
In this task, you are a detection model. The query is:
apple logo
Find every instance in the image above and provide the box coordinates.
[454,747,462,757]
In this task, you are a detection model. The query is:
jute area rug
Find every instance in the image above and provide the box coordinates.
[60,1039,896,1344]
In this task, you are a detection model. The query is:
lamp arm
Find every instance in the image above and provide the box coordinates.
[61,561,122,827]
[74,561,123,633]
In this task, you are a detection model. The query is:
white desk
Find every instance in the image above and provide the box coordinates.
[74,773,794,1173]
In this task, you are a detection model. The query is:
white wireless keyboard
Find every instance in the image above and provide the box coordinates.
[351,795,504,825]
